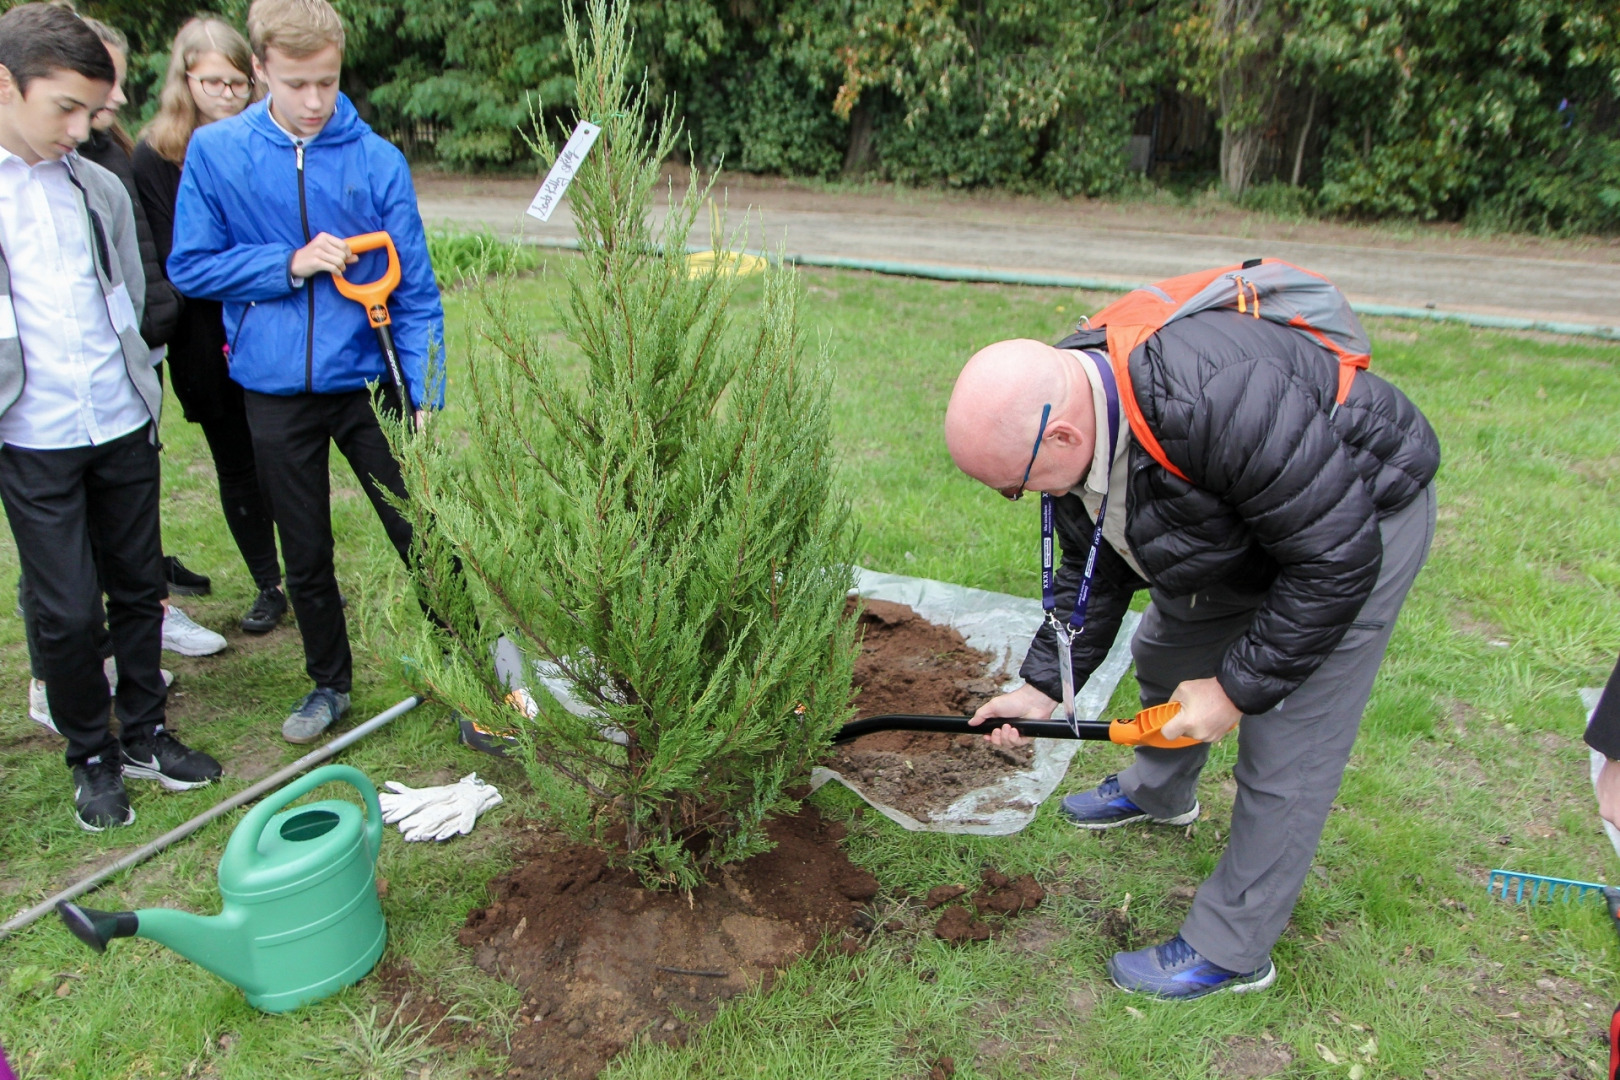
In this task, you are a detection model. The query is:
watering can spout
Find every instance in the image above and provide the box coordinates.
[60,901,255,992]
[57,902,138,953]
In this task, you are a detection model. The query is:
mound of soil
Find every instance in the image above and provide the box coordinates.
[829,599,1032,821]
[458,804,879,1078]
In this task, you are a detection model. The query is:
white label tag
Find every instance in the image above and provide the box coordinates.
[526,121,601,223]
[0,295,16,340]
[107,283,137,334]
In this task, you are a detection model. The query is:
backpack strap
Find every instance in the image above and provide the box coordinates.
[1105,324,1192,483]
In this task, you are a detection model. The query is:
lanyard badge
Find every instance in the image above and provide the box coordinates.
[1040,352,1121,735]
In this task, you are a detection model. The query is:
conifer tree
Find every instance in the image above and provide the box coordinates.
[392,0,858,889]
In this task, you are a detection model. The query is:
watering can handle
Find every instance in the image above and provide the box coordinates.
[226,764,384,867]
[331,232,401,329]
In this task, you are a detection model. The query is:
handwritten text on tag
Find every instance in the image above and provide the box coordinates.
[527,121,602,223]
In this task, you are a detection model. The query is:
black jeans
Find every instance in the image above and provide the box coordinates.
[0,426,167,765]
[197,416,281,591]
[243,388,414,694]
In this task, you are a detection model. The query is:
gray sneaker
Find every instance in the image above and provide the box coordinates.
[282,688,351,744]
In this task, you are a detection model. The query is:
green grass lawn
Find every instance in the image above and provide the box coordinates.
[2,255,1617,1079]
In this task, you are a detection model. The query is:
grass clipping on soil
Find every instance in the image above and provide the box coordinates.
[830,599,1029,821]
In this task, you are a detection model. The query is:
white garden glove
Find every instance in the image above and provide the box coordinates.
[379,773,503,842]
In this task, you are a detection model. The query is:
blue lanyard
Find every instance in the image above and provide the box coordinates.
[1041,352,1121,640]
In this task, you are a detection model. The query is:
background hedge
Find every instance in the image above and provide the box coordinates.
[65,0,1620,233]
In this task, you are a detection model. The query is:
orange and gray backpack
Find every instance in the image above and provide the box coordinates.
[1057,259,1372,483]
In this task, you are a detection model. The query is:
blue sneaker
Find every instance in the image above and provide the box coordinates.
[282,687,351,744]
[1058,774,1199,830]
[1108,934,1277,1000]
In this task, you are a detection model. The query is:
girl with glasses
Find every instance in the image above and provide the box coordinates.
[134,18,289,638]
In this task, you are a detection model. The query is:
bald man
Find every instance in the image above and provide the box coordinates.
[946,311,1439,1000]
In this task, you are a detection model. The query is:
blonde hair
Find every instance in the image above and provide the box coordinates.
[247,0,345,62]
[140,17,257,166]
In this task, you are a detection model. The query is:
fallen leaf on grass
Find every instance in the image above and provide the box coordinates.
[1124,1006,1145,1020]
[1349,1066,1365,1080]
[1316,1044,1341,1065]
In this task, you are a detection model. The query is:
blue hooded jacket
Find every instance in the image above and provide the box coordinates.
[168,94,444,407]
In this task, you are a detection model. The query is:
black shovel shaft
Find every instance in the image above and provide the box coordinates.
[832,713,1113,745]
[373,322,411,418]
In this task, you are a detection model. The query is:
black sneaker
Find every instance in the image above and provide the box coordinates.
[73,755,134,832]
[120,725,222,791]
[164,555,212,597]
[240,586,288,634]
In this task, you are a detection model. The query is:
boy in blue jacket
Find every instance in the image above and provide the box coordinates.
[168,0,445,744]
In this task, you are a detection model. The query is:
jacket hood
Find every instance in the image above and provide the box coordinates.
[242,92,368,147]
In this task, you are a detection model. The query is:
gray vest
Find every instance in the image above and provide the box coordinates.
[0,154,162,441]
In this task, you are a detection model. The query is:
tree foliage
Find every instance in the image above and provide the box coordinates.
[390,1,859,890]
[74,0,1620,245]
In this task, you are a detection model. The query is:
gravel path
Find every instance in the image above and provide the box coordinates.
[415,171,1620,329]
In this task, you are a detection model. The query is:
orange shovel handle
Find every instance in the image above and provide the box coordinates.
[331,232,401,328]
[1108,702,1201,749]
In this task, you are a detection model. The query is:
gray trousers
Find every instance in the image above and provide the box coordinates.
[1117,484,1436,973]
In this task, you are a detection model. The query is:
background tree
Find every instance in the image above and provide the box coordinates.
[1177,0,1294,197]
[389,0,860,890]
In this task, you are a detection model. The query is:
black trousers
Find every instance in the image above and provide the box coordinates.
[0,426,167,765]
[197,416,281,591]
[243,388,414,694]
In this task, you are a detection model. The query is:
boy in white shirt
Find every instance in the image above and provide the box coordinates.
[0,3,220,831]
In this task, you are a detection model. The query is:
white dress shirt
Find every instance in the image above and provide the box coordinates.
[0,148,148,450]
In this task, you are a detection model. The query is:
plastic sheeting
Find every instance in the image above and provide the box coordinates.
[810,567,1140,835]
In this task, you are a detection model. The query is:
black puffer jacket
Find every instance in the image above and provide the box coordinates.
[1020,307,1440,716]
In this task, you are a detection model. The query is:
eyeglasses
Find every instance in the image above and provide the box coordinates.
[999,403,1052,500]
[187,73,253,100]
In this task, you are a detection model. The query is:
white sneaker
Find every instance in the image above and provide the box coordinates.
[102,657,175,690]
[161,606,227,657]
[28,678,59,735]
[29,664,175,736]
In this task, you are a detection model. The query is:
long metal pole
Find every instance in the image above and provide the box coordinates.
[0,695,424,943]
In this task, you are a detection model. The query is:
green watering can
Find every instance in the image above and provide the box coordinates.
[58,765,387,1013]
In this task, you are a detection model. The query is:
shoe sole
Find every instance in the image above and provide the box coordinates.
[1062,802,1201,831]
[121,762,216,792]
[1109,959,1278,1000]
[283,724,333,745]
[162,640,228,657]
[240,618,282,634]
[76,804,136,832]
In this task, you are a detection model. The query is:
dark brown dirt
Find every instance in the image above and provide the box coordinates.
[934,906,992,943]
[458,804,879,1078]
[933,867,1047,944]
[973,869,1046,916]
[831,599,1032,821]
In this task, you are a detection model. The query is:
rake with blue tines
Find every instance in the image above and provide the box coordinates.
[1487,869,1620,915]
